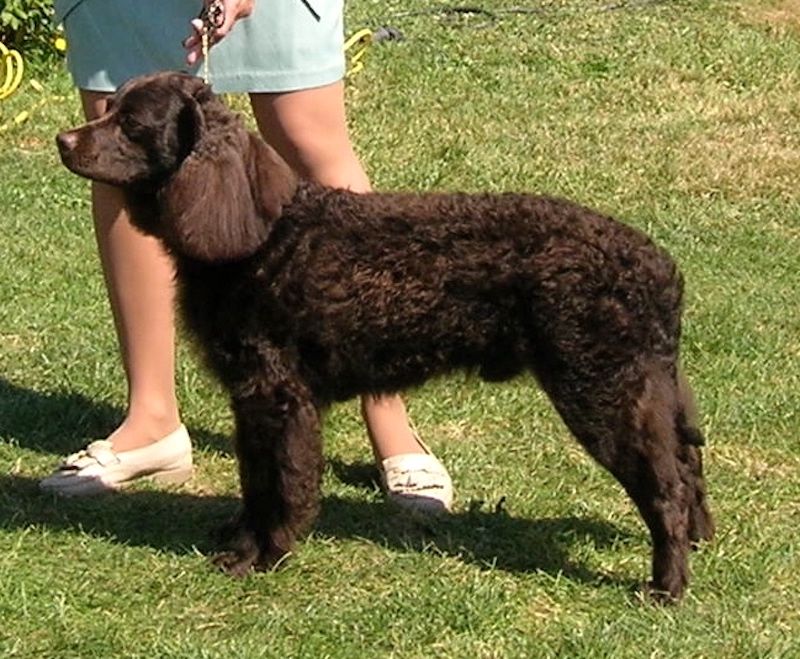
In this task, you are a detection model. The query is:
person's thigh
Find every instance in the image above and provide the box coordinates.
[248,81,365,185]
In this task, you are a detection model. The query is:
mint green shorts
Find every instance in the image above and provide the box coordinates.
[55,0,345,93]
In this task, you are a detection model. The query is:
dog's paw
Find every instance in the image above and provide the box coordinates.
[211,517,291,577]
[212,548,259,578]
[642,579,683,605]
[211,521,260,576]
[212,545,290,576]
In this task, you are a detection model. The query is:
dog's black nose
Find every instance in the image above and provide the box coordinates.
[56,131,78,153]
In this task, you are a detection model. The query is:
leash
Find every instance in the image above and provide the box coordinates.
[198,0,225,84]
[344,28,374,79]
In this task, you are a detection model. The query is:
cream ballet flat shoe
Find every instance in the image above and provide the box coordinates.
[379,435,453,513]
[39,424,193,497]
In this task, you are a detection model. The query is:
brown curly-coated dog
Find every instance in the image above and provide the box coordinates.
[56,72,713,601]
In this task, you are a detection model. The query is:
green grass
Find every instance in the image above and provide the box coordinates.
[1,0,799,656]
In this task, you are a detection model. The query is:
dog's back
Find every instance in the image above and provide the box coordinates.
[179,185,681,404]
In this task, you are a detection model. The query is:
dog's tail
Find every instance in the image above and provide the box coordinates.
[632,358,714,547]
[637,361,705,448]
[674,364,715,542]
[675,367,705,447]
[638,358,714,540]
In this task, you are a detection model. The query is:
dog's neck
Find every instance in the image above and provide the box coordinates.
[124,188,161,237]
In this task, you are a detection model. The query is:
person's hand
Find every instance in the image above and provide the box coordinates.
[184,0,255,65]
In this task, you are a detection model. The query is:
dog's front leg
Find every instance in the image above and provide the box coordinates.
[212,363,323,577]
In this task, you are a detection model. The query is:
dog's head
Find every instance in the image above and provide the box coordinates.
[56,72,212,187]
[56,71,298,262]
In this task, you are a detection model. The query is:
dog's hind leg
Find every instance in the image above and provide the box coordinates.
[212,353,323,577]
[542,360,697,602]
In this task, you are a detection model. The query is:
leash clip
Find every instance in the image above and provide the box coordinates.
[200,0,226,30]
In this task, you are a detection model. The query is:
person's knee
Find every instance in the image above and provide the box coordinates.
[249,85,369,189]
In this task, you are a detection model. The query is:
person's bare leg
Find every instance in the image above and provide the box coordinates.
[81,90,182,451]
[250,83,424,462]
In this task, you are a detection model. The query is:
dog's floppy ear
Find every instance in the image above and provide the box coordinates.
[246,134,299,221]
[157,93,298,263]
[159,136,268,262]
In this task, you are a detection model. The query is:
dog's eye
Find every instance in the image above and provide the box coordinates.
[120,115,146,140]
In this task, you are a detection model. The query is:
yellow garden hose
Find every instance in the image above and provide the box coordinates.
[0,40,24,100]
[344,27,405,79]
[0,37,67,132]
[0,26,374,133]
[344,28,374,79]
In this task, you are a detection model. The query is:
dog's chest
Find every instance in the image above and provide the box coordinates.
[179,262,275,345]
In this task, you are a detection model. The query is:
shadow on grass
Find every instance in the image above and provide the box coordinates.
[0,377,231,456]
[0,377,642,588]
[325,458,641,585]
[0,470,641,590]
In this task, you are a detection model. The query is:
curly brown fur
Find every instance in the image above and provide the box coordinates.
[56,72,713,601]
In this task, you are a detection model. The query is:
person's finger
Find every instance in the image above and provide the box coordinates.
[183,18,204,49]
[190,18,205,37]
[185,0,250,59]
[215,1,255,40]
[183,33,200,49]
[215,10,236,39]
[186,46,203,65]
[185,16,216,63]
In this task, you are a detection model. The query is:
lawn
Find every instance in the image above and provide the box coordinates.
[1,0,798,656]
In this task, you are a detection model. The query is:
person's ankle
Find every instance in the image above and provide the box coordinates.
[107,414,182,452]
[360,396,426,462]
[369,427,428,463]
